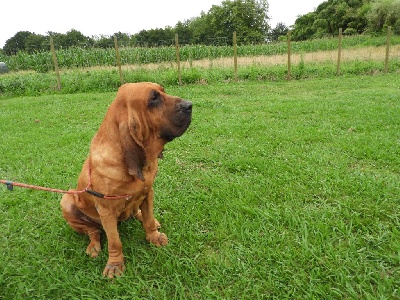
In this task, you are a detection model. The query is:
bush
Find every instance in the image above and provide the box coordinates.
[344,28,358,36]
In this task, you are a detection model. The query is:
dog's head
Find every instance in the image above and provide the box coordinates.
[146,84,192,142]
[112,82,192,180]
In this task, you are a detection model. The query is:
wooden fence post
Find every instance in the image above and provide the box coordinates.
[233,31,238,82]
[208,47,213,69]
[287,31,292,80]
[50,37,62,90]
[337,28,342,76]
[175,34,182,86]
[114,36,124,85]
[385,26,391,73]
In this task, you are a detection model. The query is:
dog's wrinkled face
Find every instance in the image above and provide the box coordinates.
[147,88,192,141]
[117,83,192,180]
[127,83,192,143]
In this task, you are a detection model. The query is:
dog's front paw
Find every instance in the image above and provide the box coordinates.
[146,232,168,247]
[102,261,125,279]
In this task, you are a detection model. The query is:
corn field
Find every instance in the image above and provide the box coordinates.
[1,34,399,73]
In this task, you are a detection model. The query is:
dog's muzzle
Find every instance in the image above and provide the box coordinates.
[179,100,192,113]
[175,100,192,125]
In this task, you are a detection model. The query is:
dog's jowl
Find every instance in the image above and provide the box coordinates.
[60,82,192,278]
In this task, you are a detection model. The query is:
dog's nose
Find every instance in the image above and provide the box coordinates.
[180,100,192,112]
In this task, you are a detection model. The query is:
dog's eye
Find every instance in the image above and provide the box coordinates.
[148,90,162,108]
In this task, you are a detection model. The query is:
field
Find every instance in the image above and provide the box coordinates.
[1,34,400,98]
[0,74,399,299]
[1,35,400,72]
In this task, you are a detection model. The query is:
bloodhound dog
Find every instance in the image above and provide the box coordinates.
[60,82,192,278]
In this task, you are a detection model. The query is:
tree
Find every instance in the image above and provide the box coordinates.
[134,28,174,46]
[114,32,132,47]
[93,35,114,49]
[207,0,270,44]
[25,34,47,53]
[64,29,90,47]
[3,31,32,55]
[130,0,270,45]
[175,21,193,45]
[269,22,289,41]
[46,31,62,49]
[367,0,400,33]
[347,1,371,33]
[292,0,374,40]
[188,12,213,44]
[45,29,91,49]
[292,12,317,40]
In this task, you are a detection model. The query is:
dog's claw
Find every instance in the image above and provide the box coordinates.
[102,262,125,278]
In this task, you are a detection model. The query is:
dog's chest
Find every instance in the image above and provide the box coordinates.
[117,182,151,221]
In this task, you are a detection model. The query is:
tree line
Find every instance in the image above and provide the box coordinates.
[2,0,399,56]
[292,0,400,40]
[2,0,268,55]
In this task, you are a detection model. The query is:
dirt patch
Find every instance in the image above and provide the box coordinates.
[180,45,400,68]
[76,45,400,72]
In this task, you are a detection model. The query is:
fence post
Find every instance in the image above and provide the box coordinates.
[287,31,292,80]
[233,31,238,82]
[337,28,342,76]
[50,37,62,90]
[114,36,124,85]
[208,47,213,69]
[385,26,391,74]
[175,34,182,86]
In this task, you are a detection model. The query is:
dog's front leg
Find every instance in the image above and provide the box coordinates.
[97,205,125,278]
[141,189,168,247]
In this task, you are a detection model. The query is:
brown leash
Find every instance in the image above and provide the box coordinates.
[0,164,132,200]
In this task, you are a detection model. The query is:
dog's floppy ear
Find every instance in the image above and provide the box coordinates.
[119,116,146,181]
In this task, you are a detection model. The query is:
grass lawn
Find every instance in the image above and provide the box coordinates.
[0,74,399,299]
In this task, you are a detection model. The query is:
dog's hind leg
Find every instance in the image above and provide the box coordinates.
[60,193,102,258]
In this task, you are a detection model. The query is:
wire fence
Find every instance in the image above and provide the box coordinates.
[0,28,399,91]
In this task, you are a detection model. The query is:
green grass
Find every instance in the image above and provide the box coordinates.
[1,58,400,98]
[0,75,399,299]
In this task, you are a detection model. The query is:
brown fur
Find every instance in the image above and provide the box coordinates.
[60,82,192,278]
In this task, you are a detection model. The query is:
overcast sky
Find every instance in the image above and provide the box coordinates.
[0,0,324,48]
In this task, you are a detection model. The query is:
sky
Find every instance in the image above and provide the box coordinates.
[0,0,324,48]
